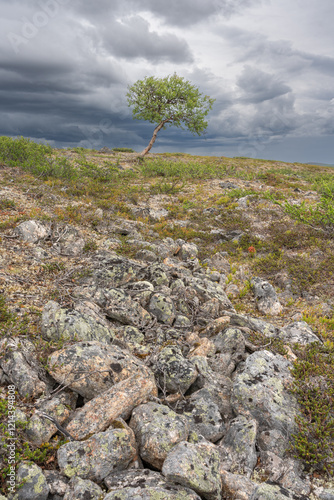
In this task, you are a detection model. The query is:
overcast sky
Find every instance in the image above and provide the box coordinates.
[1,0,334,163]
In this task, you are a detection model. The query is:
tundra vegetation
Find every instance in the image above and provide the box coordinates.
[0,136,333,495]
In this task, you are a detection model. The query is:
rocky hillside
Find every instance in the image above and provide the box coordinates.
[0,138,333,499]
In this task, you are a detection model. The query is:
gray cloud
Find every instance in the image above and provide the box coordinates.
[237,66,292,103]
[100,16,193,63]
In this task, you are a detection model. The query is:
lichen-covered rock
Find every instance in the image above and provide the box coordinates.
[12,462,49,500]
[175,388,225,442]
[209,327,246,377]
[58,419,136,481]
[0,339,46,399]
[251,277,283,315]
[63,476,104,500]
[92,253,141,287]
[103,287,152,327]
[257,429,288,458]
[155,346,198,395]
[147,263,170,286]
[250,482,305,499]
[104,469,201,499]
[162,440,222,500]
[65,375,157,440]
[41,300,115,343]
[123,281,154,307]
[25,391,77,446]
[190,277,234,311]
[129,402,189,469]
[231,350,299,437]
[221,470,257,500]
[148,293,176,325]
[218,415,258,476]
[259,453,311,497]
[314,487,334,500]
[179,242,198,261]
[43,470,69,498]
[188,356,234,421]
[280,321,320,345]
[48,341,153,400]
[14,220,48,243]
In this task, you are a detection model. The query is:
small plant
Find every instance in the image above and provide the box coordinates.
[112,147,135,153]
[289,343,334,474]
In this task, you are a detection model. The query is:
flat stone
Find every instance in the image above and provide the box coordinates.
[250,482,307,499]
[162,440,222,500]
[58,419,136,482]
[129,402,189,469]
[65,374,157,440]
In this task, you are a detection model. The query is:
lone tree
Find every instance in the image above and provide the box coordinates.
[126,73,215,157]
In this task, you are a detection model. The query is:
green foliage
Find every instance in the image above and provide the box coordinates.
[283,179,334,234]
[0,136,76,179]
[0,198,16,210]
[127,74,215,154]
[112,147,135,153]
[140,158,227,180]
[290,343,334,474]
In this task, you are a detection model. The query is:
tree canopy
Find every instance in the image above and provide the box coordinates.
[126,74,215,156]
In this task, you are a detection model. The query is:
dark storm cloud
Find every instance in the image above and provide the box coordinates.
[237,66,291,104]
[100,16,193,63]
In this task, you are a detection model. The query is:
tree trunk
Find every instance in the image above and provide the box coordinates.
[139,120,169,157]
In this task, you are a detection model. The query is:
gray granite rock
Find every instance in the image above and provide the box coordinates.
[25,391,77,445]
[104,469,201,499]
[48,341,153,400]
[43,470,69,498]
[175,388,225,442]
[209,327,246,377]
[162,440,222,500]
[280,321,320,344]
[58,419,136,481]
[41,300,115,343]
[250,482,308,499]
[251,277,283,315]
[221,470,257,500]
[0,339,47,399]
[14,220,48,243]
[148,293,176,325]
[218,415,258,476]
[63,476,104,500]
[231,350,299,437]
[129,402,189,469]
[12,462,49,500]
[155,345,198,394]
